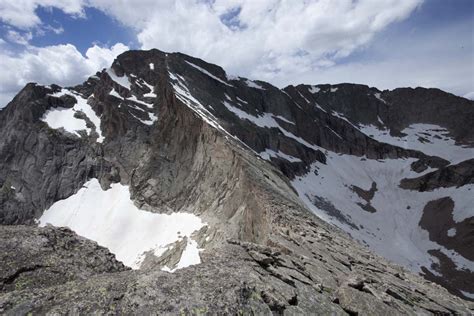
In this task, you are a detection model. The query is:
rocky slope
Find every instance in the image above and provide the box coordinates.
[0,48,472,313]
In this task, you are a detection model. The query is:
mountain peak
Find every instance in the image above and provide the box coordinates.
[0,49,473,312]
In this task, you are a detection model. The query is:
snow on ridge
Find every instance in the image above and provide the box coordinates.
[43,89,104,143]
[358,123,474,164]
[308,86,320,94]
[374,92,387,104]
[185,60,233,87]
[298,91,310,104]
[330,87,338,93]
[161,239,202,273]
[292,151,474,277]
[244,79,265,90]
[39,179,205,270]
[222,100,322,152]
[259,149,301,163]
[106,68,132,90]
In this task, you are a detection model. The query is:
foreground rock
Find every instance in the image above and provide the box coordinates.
[1,221,473,314]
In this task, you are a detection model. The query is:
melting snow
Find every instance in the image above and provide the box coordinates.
[374,92,387,104]
[106,68,131,90]
[292,152,474,276]
[162,239,202,273]
[39,179,205,270]
[42,89,104,143]
[244,79,265,90]
[359,123,474,164]
[298,91,310,104]
[259,149,301,163]
[185,60,233,87]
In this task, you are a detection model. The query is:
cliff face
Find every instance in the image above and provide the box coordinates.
[0,49,472,313]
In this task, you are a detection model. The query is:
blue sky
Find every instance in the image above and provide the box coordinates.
[0,0,473,106]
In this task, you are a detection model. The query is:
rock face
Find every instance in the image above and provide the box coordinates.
[0,48,473,313]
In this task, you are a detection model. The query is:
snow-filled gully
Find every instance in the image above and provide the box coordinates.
[39,179,206,272]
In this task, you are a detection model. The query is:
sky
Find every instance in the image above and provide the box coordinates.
[0,0,473,107]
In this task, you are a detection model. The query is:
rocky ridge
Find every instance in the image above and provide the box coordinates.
[0,48,473,313]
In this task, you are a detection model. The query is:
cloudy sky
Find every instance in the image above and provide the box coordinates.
[0,0,473,106]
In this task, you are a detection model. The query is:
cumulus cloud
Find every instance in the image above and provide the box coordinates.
[92,0,424,81]
[0,0,85,29]
[1,0,471,105]
[0,43,128,106]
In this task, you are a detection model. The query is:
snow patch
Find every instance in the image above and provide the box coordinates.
[149,63,154,70]
[106,68,131,90]
[185,60,233,87]
[374,92,387,104]
[259,149,301,163]
[244,79,265,90]
[38,179,205,270]
[162,239,202,273]
[359,123,474,164]
[43,89,104,143]
[447,228,456,237]
[309,86,320,94]
[292,152,474,276]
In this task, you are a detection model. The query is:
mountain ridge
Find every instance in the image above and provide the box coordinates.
[0,48,473,313]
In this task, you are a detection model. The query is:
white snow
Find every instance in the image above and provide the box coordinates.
[130,111,158,126]
[42,89,104,143]
[331,111,357,127]
[374,92,387,104]
[377,115,384,125]
[109,88,122,99]
[447,228,456,237]
[142,81,157,98]
[315,103,327,113]
[149,63,154,70]
[106,68,131,90]
[330,87,338,92]
[223,100,322,151]
[110,87,154,110]
[259,149,301,163]
[291,152,474,277]
[236,96,248,104]
[461,290,474,299]
[185,60,233,87]
[162,239,202,273]
[298,91,310,104]
[38,179,205,270]
[244,79,265,90]
[309,86,320,94]
[169,71,230,134]
[127,95,154,109]
[273,115,295,125]
[359,123,474,164]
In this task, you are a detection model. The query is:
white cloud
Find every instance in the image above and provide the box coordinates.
[1,0,472,106]
[0,0,85,29]
[91,0,423,81]
[0,43,128,107]
[6,30,33,45]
